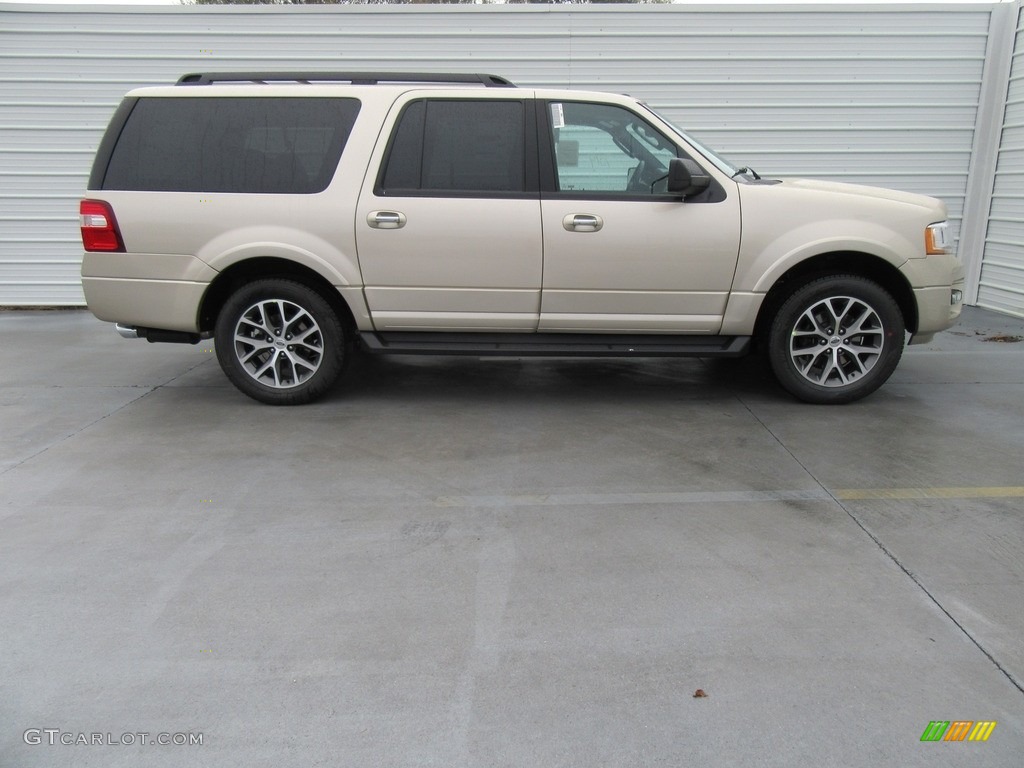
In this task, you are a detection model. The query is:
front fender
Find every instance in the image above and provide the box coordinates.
[742,225,911,295]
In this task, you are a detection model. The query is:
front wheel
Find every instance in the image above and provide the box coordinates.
[214,279,347,405]
[768,275,905,404]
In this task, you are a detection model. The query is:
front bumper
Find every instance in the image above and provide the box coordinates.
[909,280,965,344]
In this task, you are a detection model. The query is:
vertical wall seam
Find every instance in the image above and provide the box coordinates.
[961,0,1019,305]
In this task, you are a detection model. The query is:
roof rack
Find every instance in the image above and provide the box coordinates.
[176,72,516,88]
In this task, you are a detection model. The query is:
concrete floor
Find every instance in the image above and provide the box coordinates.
[1,305,1022,767]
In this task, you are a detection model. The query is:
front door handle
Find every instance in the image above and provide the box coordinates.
[367,211,407,230]
[563,213,603,233]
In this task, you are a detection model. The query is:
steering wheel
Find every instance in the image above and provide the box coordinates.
[649,172,669,194]
[626,161,648,193]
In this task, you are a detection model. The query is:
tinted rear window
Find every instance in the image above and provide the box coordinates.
[379,99,526,195]
[101,97,360,194]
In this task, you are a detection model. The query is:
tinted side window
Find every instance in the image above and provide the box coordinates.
[380,100,525,195]
[101,97,360,194]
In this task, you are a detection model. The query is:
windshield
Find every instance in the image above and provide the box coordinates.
[639,103,739,177]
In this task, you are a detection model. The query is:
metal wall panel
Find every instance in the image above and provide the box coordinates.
[981,4,1024,317]
[0,3,996,305]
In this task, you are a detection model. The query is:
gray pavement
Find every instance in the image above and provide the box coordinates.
[1,306,1022,767]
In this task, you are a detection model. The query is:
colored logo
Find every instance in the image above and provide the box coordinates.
[920,721,997,742]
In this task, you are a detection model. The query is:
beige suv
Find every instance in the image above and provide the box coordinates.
[80,72,964,405]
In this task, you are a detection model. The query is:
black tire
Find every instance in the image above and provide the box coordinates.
[768,275,905,404]
[214,279,347,405]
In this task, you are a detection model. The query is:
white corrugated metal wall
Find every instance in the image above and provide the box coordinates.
[980,2,1024,317]
[0,2,1006,307]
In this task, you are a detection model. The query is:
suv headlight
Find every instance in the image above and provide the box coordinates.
[925,221,951,255]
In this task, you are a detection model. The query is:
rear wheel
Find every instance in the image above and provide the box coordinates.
[215,279,346,405]
[768,275,905,404]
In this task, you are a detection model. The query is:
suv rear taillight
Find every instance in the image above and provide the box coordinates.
[80,200,125,252]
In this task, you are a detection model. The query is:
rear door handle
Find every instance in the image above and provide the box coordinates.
[563,214,603,233]
[367,211,407,230]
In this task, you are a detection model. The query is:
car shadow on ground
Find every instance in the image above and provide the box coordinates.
[325,349,787,406]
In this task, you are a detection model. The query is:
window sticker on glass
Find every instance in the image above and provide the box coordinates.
[550,103,565,130]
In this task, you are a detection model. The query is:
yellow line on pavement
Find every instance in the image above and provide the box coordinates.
[835,486,1024,500]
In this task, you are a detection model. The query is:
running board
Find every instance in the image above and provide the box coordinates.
[359,332,751,358]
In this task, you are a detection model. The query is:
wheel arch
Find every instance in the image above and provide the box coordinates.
[753,251,918,347]
[199,257,357,335]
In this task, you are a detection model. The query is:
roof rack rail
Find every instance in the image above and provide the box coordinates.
[176,72,516,88]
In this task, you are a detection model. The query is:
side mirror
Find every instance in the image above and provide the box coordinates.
[667,158,711,199]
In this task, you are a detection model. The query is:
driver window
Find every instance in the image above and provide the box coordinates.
[549,102,678,195]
